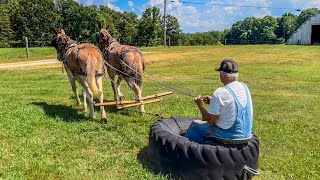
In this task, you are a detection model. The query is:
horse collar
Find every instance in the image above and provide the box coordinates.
[107,38,118,50]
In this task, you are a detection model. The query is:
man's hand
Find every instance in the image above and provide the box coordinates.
[202,95,211,104]
[194,95,202,105]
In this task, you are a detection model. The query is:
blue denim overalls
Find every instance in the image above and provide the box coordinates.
[185,83,252,143]
[212,83,252,139]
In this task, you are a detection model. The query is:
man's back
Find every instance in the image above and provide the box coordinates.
[208,81,253,130]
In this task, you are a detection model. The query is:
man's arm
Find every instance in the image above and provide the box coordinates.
[195,95,218,124]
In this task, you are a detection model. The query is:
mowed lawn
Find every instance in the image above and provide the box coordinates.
[0,45,319,179]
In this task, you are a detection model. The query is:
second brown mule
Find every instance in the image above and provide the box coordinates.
[98,23,145,113]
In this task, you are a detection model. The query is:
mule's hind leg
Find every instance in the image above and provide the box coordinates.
[109,73,119,101]
[116,76,125,101]
[67,72,81,106]
[96,76,107,124]
[79,78,95,120]
[82,87,88,112]
[123,77,145,113]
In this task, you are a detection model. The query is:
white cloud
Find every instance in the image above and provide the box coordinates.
[128,1,135,11]
[76,0,93,6]
[107,3,123,12]
[129,0,320,33]
[128,1,134,7]
[147,0,163,7]
[159,0,273,32]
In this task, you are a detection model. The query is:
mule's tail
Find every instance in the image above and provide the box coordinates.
[135,54,145,89]
[86,54,98,93]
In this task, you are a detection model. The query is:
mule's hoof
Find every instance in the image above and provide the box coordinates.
[83,106,88,113]
[119,96,125,101]
[140,111,145,115]
[101,118,108,124]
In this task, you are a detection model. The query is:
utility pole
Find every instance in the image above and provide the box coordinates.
[163,0,167,47]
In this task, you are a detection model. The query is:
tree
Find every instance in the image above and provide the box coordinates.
[162,14,181,46]
[137,7,162,46]
[9,0,60,44]
[276,13,298,40]
[0,4,12,47]
[112,12,139,45]
[260,16,279,43]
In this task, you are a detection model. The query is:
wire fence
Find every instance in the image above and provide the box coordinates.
[1,38,285,49]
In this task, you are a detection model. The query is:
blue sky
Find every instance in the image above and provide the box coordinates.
[76,0,320,33]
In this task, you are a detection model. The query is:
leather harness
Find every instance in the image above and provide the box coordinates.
[102,38,143,76]
[62,41,104,77]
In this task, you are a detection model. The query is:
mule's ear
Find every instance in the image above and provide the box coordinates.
[77,35,82,41]
[60,28,66,35]
[51,27,58,35]
[106,23,111,31]
[98,22,103,30]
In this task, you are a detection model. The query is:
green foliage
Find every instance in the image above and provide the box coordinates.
[297,8,319,27]
[226,16,282,44]
[162,14,182,46]
[275,13,298,40]
[0,4,12,47]
[8,0,60,42]
[137,7,162,46]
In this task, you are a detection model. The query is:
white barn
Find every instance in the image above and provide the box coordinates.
[287,13,320,45]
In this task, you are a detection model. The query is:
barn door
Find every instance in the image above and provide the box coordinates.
[311,25,320,45]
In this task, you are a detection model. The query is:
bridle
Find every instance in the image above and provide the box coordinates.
[54,35,77,61]
[100,31,118,53]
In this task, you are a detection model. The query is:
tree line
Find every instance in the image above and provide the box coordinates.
[0,0,319,47]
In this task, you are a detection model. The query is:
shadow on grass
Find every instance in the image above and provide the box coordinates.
[137,146,176,179]
[137,146,162,174]
[31,102,86,122]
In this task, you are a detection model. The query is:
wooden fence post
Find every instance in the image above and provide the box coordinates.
[25,37,29,58]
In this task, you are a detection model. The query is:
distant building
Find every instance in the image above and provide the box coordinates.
[287,13,320,45]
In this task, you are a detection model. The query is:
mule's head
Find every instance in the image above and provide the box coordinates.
[51,27,72,61]
[98,22,112,51]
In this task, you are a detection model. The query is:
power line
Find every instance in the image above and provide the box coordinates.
[170,0,301,12]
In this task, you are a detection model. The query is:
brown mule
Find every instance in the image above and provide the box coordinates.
[98,23,145,113]
[51,27,107,123]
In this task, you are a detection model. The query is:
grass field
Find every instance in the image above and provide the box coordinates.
[0,47,56,63]
[0,45,319,179]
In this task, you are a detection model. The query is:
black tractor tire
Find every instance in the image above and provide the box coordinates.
[149,117,259,180]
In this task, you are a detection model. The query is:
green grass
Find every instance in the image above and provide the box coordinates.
[0,45,319,179]
[0,47,56,63]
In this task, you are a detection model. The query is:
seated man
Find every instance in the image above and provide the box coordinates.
[185,59,253,143]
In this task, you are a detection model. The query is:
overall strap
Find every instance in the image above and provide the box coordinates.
[224,85,245,109]
[241,83,251,108]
